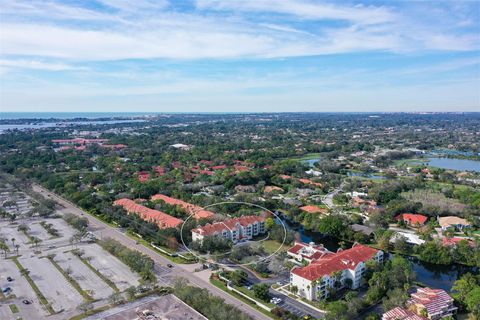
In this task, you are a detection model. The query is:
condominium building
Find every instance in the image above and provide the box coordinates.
[191,215,265,244]
[290,244,383,301]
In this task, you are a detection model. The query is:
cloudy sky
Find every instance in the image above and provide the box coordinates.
[0,0,479,112]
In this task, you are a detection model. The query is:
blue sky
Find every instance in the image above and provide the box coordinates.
[0,0,479,112]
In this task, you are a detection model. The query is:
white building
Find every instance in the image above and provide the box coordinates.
[287,241,331,263]
[192,215,265,244]
[290,244,383,301]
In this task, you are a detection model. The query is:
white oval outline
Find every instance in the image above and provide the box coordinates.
[180,201,287,267]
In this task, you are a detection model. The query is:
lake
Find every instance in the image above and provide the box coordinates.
[278,216,477,291]
[426,157,480,172]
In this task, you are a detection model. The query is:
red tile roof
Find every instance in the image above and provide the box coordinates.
[383,307,427,320]
[396,213,428,226]
[292,244,379,281]
[300,205,328,214]
[211,165,228,170]
[137,171,150,182]
[154,166,166,175]
[408,287,455,317]
[442,237,475,247]
[113,198,182,229]
[288,241,331,260]
[151,194,214,219]
[299,178,322,187]
[192,215,265,236]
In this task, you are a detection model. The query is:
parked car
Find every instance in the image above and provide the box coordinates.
[6,276,13,282]
[22,300,31,305]
[167,264,173,268]
[2,287,11,293]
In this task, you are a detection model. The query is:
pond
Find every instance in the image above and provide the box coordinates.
[278,215,478,291]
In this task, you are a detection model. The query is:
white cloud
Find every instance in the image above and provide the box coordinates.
[0,59,85,71]
[196,0,395,25]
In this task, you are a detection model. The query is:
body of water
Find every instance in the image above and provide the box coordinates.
[0,112,155,119]
[0,119,146,133]
[347,171,386,180]
[278,215,477,291]
[426,157,480,172]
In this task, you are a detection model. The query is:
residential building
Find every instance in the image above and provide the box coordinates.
[383,307,427,320]
[151,194,214,219]
[191,215,265,244]
[299,205,328,215]
[438,216,472,231]
[287,241,331,263]
[407,287,458,320]
[442,237,475,247]
[396,213,428,226]
[113,198,183,229]
[290,244,383,301]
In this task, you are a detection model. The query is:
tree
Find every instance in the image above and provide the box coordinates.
[465,287,480,317]
[126,286,137,300]
[229,270,248,286]
[77,301,93,314]
[252,283,270,302]
[382,288,409,311]
[265,217,275,230]
[108,292,122,305]
[317,215,345,236]
[393,234,409,254]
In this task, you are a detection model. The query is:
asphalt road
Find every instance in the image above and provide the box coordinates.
[32,184,271,320]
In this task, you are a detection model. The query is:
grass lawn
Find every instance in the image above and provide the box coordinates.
[234,285,276,309]
[210,278,274,319]
[9,304,19,313]
[261,240,289,254]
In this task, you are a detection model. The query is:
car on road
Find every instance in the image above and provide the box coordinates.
[6,276,13,282]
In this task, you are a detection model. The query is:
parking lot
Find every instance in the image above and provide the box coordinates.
[54,250,114,300]
[19,255,83,313]
[84,243,140,291]
[0,259,47,319]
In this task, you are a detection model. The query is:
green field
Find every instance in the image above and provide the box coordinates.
[261,239,289,254]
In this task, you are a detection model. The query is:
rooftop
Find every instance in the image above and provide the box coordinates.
[151,194,214,219]
[192,215,265,236]
[292,244,379,281]
[114,198,183,229]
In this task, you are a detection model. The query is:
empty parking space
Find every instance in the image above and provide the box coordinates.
[19,256,83,313]
[28,222,51,242]
[85,244,140,292]
[54,251,114,300]
[48,218,76,240]
[0,223,31,248]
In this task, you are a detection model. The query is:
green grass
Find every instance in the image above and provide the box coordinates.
[73,251,119,293]
[9,304,19,313]
[47,255,93,301]
[234,285,276,308]
[125,232,195,264]
[261,240,288,255]
[210,277,275,319]
[12,257,55,315]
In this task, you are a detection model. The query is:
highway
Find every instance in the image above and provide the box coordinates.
[32,183,271,320]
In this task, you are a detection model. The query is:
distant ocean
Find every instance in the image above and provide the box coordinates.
[0,112,157,119]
